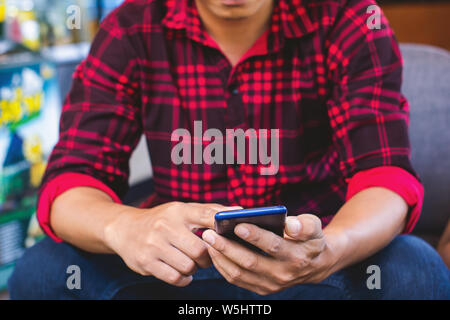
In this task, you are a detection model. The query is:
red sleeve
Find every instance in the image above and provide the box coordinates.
[37,173,122,242]
[346,166,424,234]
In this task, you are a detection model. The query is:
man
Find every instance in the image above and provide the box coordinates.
[9,0,450,299]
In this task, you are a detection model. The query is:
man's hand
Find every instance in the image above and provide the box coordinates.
[202,214,340,296]
[104,202,240,287]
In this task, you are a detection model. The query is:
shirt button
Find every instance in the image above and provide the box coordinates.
[231,87,239,95]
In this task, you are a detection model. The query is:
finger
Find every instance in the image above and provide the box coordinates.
[202,229,274,272]
[151,261,193,287]
[285,215,323,241]
[232,224,294,260]
[170,230,212,268]
[187,203,242,212]
[207,246,276,296]
[185,204,242,229]
[159,245,198,276]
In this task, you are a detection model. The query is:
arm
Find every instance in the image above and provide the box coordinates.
[49,185,235,287]
[324,186,408,274]
[50,187,134,254]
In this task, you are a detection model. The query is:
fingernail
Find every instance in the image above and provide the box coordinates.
[235,225,250,239]
[287,217,301,235]
[225,206,243,211]
[203,231,215,245]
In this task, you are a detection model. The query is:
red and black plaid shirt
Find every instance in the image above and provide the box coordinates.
[38,0,424,241]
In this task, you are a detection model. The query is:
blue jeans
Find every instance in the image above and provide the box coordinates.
[8,235,450,300]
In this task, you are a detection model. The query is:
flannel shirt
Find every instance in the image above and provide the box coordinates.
[37,0,424,241]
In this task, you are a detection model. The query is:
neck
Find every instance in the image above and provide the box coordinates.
[195,0,274,67]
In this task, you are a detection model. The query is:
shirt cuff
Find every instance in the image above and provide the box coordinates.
[37,173,122,242]
[346,166,424,234]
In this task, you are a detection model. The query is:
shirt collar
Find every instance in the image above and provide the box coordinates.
[277,0,317,39]
[162,0,212,47]
[162,0,318,48]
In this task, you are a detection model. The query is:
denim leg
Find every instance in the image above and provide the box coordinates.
[8,236,346,300]
[235,235,450,300]
[112,265,350,300]
[329,235,450,299]
[8,238,164,299]
[8,235,450,300]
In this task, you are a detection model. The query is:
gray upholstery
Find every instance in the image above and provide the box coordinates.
[400,44,450,237]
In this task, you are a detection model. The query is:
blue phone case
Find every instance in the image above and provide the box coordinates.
[214,206,287,239]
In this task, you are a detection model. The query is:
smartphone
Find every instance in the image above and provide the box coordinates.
[214,206,287,251]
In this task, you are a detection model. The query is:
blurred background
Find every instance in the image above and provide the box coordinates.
[0,0,449,298]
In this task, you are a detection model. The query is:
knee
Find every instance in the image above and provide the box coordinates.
[371,235,450,299]
[8,238,74,299]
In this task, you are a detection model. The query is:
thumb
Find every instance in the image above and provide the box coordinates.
[285,216,302,239]
[285,214,323,241]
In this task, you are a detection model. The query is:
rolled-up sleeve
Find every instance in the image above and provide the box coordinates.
[325,0,424,231]
[37,9,142,240]
[346,166,424,234]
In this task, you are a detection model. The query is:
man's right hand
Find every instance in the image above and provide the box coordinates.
[104,202,241,287]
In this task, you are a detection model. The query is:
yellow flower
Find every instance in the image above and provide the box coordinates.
[23,135,43,164]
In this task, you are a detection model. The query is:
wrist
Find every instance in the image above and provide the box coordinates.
[103,204,145,254]
[322,227,350,274]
